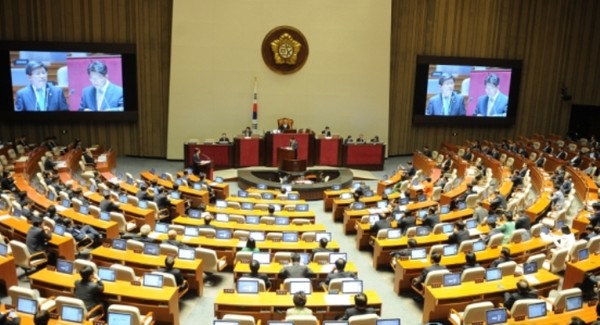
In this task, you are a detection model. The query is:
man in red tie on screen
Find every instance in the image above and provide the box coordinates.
[79,60,124,112]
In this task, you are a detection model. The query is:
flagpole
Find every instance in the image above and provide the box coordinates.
[252,77,258,134]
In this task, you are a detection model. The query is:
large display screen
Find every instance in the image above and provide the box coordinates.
[412,56,522,126]
[0,41,137,121]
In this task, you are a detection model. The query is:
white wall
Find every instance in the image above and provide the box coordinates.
[167,0,391,159]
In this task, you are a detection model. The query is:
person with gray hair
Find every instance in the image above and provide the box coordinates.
[14,60,68,111]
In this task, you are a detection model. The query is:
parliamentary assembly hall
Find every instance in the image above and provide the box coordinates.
[0,1,599,324]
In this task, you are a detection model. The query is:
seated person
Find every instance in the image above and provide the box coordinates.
[321,126,332,137]
[503,279,537,310]
[325,258,357,285]
[240,238,260,252]
[398,212,417,235]
[552,225,576,252]
[63,217,102,247]
[447,221,470,246]
[0,310,20,325]
[243,260,271,290]
[74,265,104,315]
[422,207,439,229]
[131,224,156,243]
[338,293,376,320]
[164,229,187,248]
[355,134,366,144]
[370,214,393,234]
[412,252,446,290]
[82,148,96,165]
[490,247,512,268]
[136,184,153,201]
[286,291,312,317]
[370,136,380,143]
[158,256,186,292]
[198,214,215,229]
[497,212,516,244]
[25,220,51,255]
[99,193,120,212]
[311,237,332,255]
[392,238,417,258]
[344,135,353,144]
[279,253,314,279]
[461,252,481,272]
[218,133,230,143]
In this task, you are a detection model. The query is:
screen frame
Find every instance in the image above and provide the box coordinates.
[0,40,138,122]
[412,55,522,127]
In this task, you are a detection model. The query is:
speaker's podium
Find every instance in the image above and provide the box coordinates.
[277,147,306,175]
[197,160,213,179]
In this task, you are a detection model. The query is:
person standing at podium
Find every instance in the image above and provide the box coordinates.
[192,148,211,176]
[289,137,298,159]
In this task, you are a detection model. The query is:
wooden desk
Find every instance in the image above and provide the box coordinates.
[234,136,264,167]
[525,164,553,221]
[422,270,560,323]
[342,143,385,171]
[58,209,119,239]
[322,188,353,212]
[503,236,553,263]
[0,255,18,290]
[226,196,306,206]
[90,245,203,296]
[172,216,326,234]
[392,247,501,294]
[412,152,438,181]
[29,268,179,325]
[563,252,600,289]
[85,192,156,228]
[213,290,382,324]
[376,170,403,196]
[0,216,75,260]
[0,305,95,325]
[331,192,402,223]
[503,304,597,325]
[179,172,229,200]
[567,165,599,202]
[315,136,342,166]
[233,261,358,291]
[342,199,437,235]
[205,205,316,222]
[354,208,474,251]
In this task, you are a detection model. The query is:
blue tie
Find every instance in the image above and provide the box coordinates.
[37,88,46,111]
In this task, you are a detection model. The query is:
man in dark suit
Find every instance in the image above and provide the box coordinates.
[556,149,568,160]
[588,203,600,228]
[136,184,153,201]
[14,61,68,111]
[242,127,252,137]
[321,126,332,137]
[99,194,120,212]
[425,72,466,116]
[510,169,524,189]
[422,207,440,229]
[79,60,124,111]
[325,258,357,285]
[338,293,376,320]
[74,266,104,314]
[447,221,470,246]
[489,190,507,212]
[503,280,537,310]
[158,256,186,291]
[164,230,187,248]
[392,238,418,258]
[289,137,298,159]
[43,155,57,172]
[571,152,582,168]
[279,253,314,279]
[398,212,417,235]
[154,186,170,210]
[412,253,446,290]
[311,238,332,255]
[473,73,509,117]
[515,212,532,231]
[25,220,52,254]
[132,224,157,244]
[243,260,271,290]
[543,141,553,154]
[370,214,393,234]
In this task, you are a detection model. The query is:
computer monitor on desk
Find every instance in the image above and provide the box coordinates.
[252,252,271,264]
[486,308,507,325]
[329,253,347,264]
[566,296,583,311]
[16,297,37,315]
[443,273,461,287]
[237,279,260,294]
[107,312,133,325]
[376,320,401,325]
[61,305,84,323]
[527,301,547,319]
[289,281,311,294]
[485,268,502,281]
[410,248,427,260]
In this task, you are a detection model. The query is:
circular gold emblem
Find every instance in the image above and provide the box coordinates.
[262,26,309,74]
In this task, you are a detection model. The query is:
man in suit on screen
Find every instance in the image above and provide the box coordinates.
[14,61,68,111]
[425,72,466,116]
[79,60,124,111]
[473,73,508,117]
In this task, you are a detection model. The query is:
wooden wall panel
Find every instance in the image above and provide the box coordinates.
[0,0,172,157]
[389,0,600,155]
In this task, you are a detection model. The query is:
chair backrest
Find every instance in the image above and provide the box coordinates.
[587,236,600,255]
[424,269,451,287]
[510,299,545,319]
[285,315,319,325]
[548,248,568,273]
[348,313,379,325]
[89,205,101,218]
[292,218,311,225]
[9,286,40,305]
[465,194,479,209]
[233,230,250,241]
[56,296,89,320]
[277,117,294,130]
[526,253,546,270]
[461,267,486,283]
[127,195,139,206]
[198,228,216,238]
[228,214,246,224]
[497,261,517,277]
[248,193,262,200]
[73,259,98,275]
[328,277,356,292]
[432,186,442,201]
[273,252,293,264]
[462,301,494,324]
[510,229,528,244]
[531,224,543,238]
[312,252,330,264]
[159,243,178,256]
[429,244,444,256]
[551,288,582,312]
[227,202,241,210]
[569,239,588,261]
[488,233,504,248]
[260,216,275,225]
[458,239,476,253]
[223,314,256,325]
[376,229,389,240]
[107,304,145,325]
[9,240,33,268]
[254,203,269,211]
[405,227,417,238]
[126,239,145,251]
[109,212,128,233]
[195,247,219,273]
[235,251,254,264]
[110,264,137,282]
[266,232,282,241]
[300,232,316,242]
